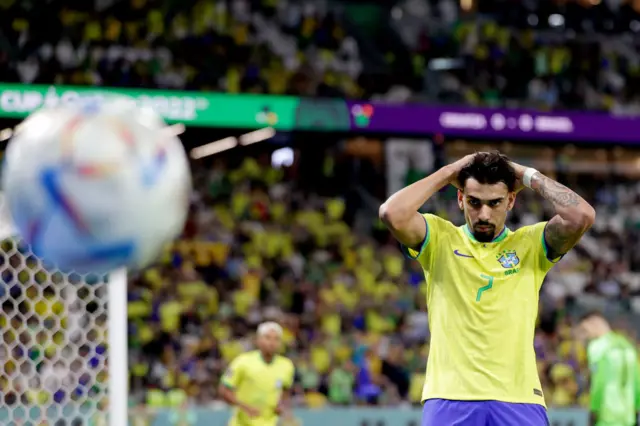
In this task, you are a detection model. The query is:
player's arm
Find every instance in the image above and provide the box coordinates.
[276,361,296,416]
[379,154,474,249]
[589,358,605,425]
[589,354,609,426]
[634,358,640,425]
[633,354,640,425]
[218,356,260,417]
[276,389,291,416]
[511,163,595,259]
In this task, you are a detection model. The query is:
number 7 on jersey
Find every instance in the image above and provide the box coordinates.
[476,274,494,302]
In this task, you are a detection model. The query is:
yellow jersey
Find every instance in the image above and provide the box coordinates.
[404,214,559,406]
[222,350,295,426]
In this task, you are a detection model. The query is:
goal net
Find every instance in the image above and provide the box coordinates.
[0,193,127,426]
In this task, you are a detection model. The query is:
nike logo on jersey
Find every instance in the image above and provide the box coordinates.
[453,250,473,258]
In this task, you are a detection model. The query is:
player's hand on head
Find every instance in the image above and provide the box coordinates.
[508,161,528,193]
[449,153,476,189]
[451,154,477,173]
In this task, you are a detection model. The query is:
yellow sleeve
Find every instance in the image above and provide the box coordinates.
[401,213,447,267]
[221,355,246,389]
[524,221,562,271]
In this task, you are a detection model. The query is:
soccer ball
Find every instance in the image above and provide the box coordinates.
[2,97,191,274]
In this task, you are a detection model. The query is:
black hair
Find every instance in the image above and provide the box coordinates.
[458,151,517,192]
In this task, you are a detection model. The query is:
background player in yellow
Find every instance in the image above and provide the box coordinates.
[219,322,295,426]
[380,151,595,426]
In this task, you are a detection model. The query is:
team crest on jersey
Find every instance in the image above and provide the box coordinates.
[275,379,282,389]
[497,250,520,269]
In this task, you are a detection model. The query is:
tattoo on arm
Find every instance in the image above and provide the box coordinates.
[532,174,581,207]
[544,219,577,259]
[531,173,592,258]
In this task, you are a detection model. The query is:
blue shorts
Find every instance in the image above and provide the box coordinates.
[422,399,549,426]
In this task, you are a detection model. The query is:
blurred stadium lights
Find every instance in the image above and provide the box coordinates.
[239,127,276,146]
[549,14,565,27]
[190,137,237,159]
[271,147,294,168]
[460,0,473,12]
[0,129,13,142]
[190,127,275,159]
[429,58,465,71]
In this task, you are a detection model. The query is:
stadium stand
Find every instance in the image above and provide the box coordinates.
[6,0,640,110]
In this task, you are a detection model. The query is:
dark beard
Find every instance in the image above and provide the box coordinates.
[472,226,496,242]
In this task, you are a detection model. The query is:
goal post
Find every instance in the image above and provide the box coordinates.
[0,193,129,426]
[108,268,128,426]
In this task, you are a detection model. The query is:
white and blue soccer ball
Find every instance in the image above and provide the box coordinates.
[2,97,191,274]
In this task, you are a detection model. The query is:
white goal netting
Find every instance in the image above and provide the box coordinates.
[0,194,111,426]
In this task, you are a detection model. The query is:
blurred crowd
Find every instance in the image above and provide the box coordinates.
[392,0,640,111]
[0,0,363,98]
[429,19,640,112]
[5,0,640,111]
[128,157,420,408]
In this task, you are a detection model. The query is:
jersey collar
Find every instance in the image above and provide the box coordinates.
[463,225,510,244]
[259,352,274,365]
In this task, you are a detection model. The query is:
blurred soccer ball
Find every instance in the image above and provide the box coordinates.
[2,97,191,274]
